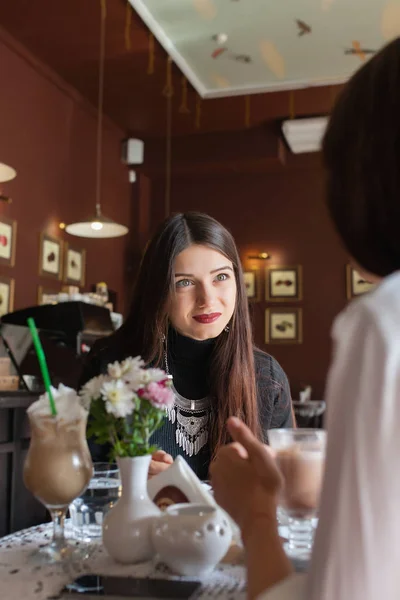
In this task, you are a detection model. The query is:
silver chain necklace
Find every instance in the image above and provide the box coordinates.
[164,347,210,457]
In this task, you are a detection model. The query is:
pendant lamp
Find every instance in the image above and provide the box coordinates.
[66,0,128,239]
[0,163,17,183]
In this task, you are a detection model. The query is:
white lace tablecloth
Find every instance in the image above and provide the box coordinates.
[0,523,247,600]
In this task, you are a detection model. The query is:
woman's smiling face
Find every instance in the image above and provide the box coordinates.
[167,244,237,340]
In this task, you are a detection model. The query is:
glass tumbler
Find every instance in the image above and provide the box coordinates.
[268,428,326,561]
[69,463,120,541]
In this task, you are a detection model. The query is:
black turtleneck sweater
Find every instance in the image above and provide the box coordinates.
[79,329,293,480]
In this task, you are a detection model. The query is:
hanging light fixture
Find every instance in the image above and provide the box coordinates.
[0,163,16,183]
[66,0,128,239]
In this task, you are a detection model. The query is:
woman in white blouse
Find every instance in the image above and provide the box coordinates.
[210,38,400,600]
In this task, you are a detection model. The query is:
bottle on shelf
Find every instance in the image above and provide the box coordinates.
[96,282,109,306]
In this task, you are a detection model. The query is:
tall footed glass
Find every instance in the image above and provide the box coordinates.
[268,428,326,561]
[24,401,93,564]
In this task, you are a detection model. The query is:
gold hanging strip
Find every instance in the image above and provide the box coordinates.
[245,95,251,127]
[147,33,155,75]
[124,1,132,51]
[195,95,202,129]
[95,0,107,214]
[165,74,173,217]
[179,77,190,114]
[162,56,174,98]
[289,90,295,119]
[330,85,337,108]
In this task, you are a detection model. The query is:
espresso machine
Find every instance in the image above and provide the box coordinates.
[0,302,115,389]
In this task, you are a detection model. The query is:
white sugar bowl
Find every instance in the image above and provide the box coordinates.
[151,503,232,577]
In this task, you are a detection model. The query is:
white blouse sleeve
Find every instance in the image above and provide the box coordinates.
[259,297,400,600]
[306,301,400,600]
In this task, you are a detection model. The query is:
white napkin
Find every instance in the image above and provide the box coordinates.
[147,455,217,507]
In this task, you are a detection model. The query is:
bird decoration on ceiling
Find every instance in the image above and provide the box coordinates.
[296,19,312,36]
[234,54,252,63]
[211,47,228,59]
[210,38,252,63]
[345,41,376,61]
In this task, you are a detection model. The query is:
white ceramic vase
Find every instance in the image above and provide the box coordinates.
[102,455,161,564]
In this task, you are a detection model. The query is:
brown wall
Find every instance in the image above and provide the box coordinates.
[0,31,131,315]
[150,163,348,400]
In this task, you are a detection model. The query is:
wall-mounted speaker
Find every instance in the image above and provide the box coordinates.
[121,139,144,165]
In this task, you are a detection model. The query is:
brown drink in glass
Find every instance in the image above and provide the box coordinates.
[268,429,326,561]
[24,386,93,564]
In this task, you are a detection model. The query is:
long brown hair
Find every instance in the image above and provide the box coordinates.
[116,212,261,455]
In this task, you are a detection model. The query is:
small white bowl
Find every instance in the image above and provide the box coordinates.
[151,503,232,577]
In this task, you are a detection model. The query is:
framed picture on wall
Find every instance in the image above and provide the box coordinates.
[243,269,261,301]
[265,265,302,302]
[0,216,17,267]
[37,285,60,306]
[0,275,14,317]
[265,307,302,344]
[64,243,86,286]
[346,264,376,299]
[39,233,63,280]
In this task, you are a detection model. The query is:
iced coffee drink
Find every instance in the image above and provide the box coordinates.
[268,428,326,561]
[276,445,325,519]
[24,385,93,564]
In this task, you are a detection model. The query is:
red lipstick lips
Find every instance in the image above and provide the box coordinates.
[192,313,221,324]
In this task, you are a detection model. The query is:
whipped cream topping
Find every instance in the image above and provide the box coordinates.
[27,384,87,421]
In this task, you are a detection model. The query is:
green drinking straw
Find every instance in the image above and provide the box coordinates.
[27,317,57,417]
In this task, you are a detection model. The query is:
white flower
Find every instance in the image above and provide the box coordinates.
[107,357,145,379]
[122,356,145,373]
[100,380,136,418]
[108,361,122,379]
[146,368,168,383]
[79,375,106,410]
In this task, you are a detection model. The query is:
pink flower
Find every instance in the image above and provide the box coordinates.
[141,382,174,409]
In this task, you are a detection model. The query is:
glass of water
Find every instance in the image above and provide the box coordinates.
[69,463,120,541]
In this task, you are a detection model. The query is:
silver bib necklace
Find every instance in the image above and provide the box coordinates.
[164,348,210,457]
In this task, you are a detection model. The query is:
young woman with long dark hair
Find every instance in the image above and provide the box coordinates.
[80,212,293,480]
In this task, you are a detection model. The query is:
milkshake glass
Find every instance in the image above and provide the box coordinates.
[23,385,93,564]
[268,428,326,561]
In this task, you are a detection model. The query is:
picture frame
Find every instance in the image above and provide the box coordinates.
[346,264,376,300]
[0,216,17,267]
[243,269,261,301]
[39,233,63,280]
[37,285,60,306]
[64,243,86,287]
[265,307,303,344]
[0,275,15,317]
[265,265,302,302]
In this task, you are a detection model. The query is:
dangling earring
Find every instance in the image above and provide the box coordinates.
[224,325,230,333]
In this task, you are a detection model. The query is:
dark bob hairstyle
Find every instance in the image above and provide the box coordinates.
[323,37,400,277]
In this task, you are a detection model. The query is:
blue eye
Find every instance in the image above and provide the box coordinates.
[176,279,192,288]
[215,273,229,282]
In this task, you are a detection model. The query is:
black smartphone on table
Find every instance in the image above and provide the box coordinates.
[60,575,201,600]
